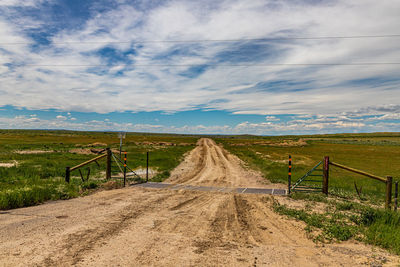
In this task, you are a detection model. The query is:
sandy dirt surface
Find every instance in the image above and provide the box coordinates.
[167,138,284,189]
[0,138,398,266]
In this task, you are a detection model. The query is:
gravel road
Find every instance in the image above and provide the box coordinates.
[0,138,397,266]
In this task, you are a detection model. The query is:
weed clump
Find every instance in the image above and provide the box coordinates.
[360,208,400,255]
[273,201,357,242]
[273,198,400,255]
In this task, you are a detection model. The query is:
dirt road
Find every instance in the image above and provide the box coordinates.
[0,138,398,266]
[167,138,283,188]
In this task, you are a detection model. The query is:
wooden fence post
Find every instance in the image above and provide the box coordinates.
[386,176,393,209]
[106,148,112,180]
[65,167,70,183]
[146,151,149,182]
[394,181,398,212]
[288,155,292,194]
[123,152,127,187]
[322,156,329,195]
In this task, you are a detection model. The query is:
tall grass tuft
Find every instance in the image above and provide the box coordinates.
[361,208,400,254]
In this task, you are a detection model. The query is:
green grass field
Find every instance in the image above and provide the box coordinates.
[274,192,400,255]
[0,130,196,209]
[215,133,400,204]
[1,130,399,209]
[213,132,400,255]
[1,130,400,254]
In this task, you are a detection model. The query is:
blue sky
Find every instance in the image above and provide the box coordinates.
[0,0,399,134]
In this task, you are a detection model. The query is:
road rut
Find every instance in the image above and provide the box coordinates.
[0,138,398,266]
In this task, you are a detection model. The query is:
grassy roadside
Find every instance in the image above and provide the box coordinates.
[121,141,194,182]
[215,134,400,255]
[215,133,400,205]
[273,192,400,255]
[0,130,196,209]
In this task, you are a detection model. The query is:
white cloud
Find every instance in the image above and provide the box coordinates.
[0,112,398,134]
[378,114,400,120]
[265,116,279,121]
[56,115,67,120]
[0,0,399,125]
[0,0,46,7]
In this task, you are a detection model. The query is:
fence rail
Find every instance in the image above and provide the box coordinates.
[328,158,393,209]
[70,153,107,171]
[65,148,149,186]
[329,161,387,183]
[65,148,111,183]
[288,155,395,210]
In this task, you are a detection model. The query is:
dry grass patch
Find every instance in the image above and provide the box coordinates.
[0,161,18,168]
[14,150,53,154]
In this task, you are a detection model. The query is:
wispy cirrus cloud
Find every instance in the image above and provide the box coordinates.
[0,0,399,134]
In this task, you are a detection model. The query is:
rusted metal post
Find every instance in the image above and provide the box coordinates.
[86,167,90,181]
[78,169,85,182]
[322,156,329,195]
[386,176,393,209]
[106,148,112,180]
[146,151,149,182]
[123,152,127,187]
[288,155,292,194]
[65,167,70,183]
[394,181,398,212]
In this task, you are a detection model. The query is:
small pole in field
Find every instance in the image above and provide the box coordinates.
[288,155,292,194]
[118,132,126,159]
[106,148,112,180]
[123,151,127,187]
[120,138,122,159]
[86,167,90,181]
[394,181,398,212]
[386,176,393,209]
[322,156,329,195]
[65,167,70,183]
[146,151,149,182]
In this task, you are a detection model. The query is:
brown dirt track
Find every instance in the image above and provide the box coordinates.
[0,138,398,266]
[167,138,283,189]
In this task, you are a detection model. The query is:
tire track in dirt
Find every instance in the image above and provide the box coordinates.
[167,138,283,188]
[42,193,176,266]
[1,138,399,266]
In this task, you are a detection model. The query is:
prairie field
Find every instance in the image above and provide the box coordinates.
[1,130,399,209]
[0,129,196,209]
[1,130,400,261]
[213,133,400,255]
[215,132,400,203]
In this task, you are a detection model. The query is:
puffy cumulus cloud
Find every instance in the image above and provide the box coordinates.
[265,116,280,121]
[232,117,389,135]
[0,112,398,135]
[343,104,400,117]
[56,115,67,120]
[0,115,231,133]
